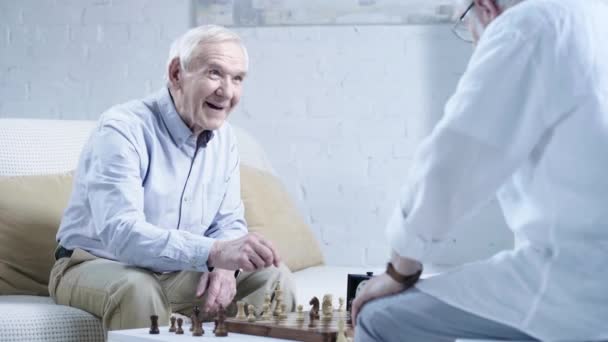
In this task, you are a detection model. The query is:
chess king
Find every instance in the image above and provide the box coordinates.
[48,25,295,335]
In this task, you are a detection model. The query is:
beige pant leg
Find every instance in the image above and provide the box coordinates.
[48,249,170,333]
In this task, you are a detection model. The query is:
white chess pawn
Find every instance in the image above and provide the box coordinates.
[338,297,345,312]
[236,301,247,320]
[296,304,304,322]
[279,303,288,319]
[247,304,256,322]
[336,317,348,342]
[261,303,271,320]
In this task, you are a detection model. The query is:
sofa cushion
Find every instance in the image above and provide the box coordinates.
[240,165,324,271]
[0,295,103,342]
[0,173,73,296]
[0,167,324,296]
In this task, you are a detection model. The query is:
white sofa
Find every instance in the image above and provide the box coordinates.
[0,118,381,341]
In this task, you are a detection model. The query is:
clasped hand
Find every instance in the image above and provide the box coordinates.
[198,233,280,312]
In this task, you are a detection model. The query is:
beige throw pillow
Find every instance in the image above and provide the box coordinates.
[0,166,324,296]
[0,173,74,296]
[240,165,324,271]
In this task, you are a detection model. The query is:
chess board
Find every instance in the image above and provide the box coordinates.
[225,311,353,342]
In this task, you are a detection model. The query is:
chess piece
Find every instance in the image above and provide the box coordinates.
[176,318,184,334]
[236,301,247,320]
[339,297,345,312]
[190,306,199,332]
[261,303,271,320]
[215,305,228,337]
[336,317,348,342]
[191,306,204,336]
[247,304,256,322]
[192,321,204,336]
[149,315,160,334]
[279,303,288,319]
[309,296,320,320]
[308,310,316,328]
[213,319,218,334]
[322,294,333,321]
[273,282,283,317]
[296,304,305,322]
[169,316,177,332]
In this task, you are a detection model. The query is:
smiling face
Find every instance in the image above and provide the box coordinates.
[168,41,248,134]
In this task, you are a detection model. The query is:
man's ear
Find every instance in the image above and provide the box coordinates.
[474,0,501,26]
[168,57,182,89]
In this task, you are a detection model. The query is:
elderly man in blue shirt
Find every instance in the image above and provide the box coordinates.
[48,25,295,332]
[353,0,608,341]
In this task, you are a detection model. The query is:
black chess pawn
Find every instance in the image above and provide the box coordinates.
[176,318,184,334]
[149,315,160,334]
[169,316,176,333]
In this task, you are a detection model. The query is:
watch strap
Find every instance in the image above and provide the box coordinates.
[386,262,422,287]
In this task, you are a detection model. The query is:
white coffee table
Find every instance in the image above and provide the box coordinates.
[108,322,294,342]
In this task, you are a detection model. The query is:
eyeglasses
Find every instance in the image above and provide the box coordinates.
[451,2,475,43]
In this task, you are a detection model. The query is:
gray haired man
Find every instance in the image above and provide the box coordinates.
[354,0,608,341]
[49,25,295,332]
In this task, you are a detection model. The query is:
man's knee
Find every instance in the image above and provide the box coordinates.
[237,263,296,311]
[105,270,170,329]
[355,297,386,342]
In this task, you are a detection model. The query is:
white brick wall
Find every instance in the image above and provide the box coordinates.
[0,0,512,267]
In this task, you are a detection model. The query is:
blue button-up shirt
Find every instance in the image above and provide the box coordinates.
[57,87,247,272]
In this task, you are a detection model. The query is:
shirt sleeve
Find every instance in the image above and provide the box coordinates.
[205,139,248,241]
[87,119,215,273]
[386,24,553,261]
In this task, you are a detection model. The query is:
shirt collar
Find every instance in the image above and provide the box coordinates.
[157,87,214,148]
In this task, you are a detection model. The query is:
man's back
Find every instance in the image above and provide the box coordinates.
[412,0,608,340]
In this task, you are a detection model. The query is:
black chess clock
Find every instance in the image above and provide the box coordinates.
[346,271,374,312]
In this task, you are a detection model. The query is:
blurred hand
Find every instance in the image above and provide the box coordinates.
[196,268,236,313]
[351,251,422,326]
[208,232,280,272]
[351,273,407,327]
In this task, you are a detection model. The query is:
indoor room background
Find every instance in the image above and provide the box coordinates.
[0,0,513,269]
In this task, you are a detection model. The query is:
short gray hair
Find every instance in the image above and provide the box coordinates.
[455,0,524,11]
[166,25,249,79]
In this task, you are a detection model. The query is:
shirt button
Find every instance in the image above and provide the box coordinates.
[183,197,189,202]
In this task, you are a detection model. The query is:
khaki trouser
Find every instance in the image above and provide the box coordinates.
[48,248,296,334]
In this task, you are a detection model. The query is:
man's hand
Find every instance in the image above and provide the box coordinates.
[196,268,237,313]
[350,273,407,327]
[208,232,280,272]
[351,252,422,326]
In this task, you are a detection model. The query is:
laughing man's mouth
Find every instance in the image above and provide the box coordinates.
[206,102,224,110]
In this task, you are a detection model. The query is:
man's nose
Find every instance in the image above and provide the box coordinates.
[216,79,234,99]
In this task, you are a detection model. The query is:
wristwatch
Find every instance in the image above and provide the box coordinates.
[386,262,422,287]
